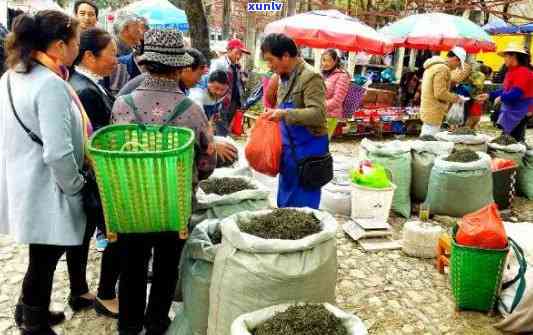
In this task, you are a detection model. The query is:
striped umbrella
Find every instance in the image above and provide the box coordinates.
[264,10,393,55]
[379,13,496,53]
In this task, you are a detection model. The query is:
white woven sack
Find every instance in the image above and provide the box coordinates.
[230,303,368,335]
[411,140,454,156]
[196,177,270,210]
[401,221,443,258]
[320,182,352,216]
[360,138,412,156]
[435,131,490,145]
[488,142,527,154]
[207,208,338,335]
[433,151,492,172]
[251,170,278,208]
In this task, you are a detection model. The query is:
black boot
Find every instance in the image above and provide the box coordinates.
[14,298,65,328]
[19,304,57,335]
[67,295,94,312]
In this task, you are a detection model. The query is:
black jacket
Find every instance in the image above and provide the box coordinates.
[69,70,115,131]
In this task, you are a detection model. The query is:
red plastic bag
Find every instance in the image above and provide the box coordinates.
[456,203,508,249]
[230,110,244,136]
[491,158,517,172]
[245,116,282,177]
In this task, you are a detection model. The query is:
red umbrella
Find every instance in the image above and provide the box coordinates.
[264,10,393,55]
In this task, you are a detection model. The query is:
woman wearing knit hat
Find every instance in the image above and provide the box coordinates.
[111,29,216,335]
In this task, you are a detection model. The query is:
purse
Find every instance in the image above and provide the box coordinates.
[285,125,333,190]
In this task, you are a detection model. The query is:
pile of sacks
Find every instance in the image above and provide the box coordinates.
[169,208,339,335]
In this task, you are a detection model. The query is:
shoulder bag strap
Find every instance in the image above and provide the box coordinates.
[122,94,143,123]
[500,238,528,314]
[7,73,43,146]
[164,97,193,125]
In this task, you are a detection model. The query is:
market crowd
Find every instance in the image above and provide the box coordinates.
[0,1,531,335]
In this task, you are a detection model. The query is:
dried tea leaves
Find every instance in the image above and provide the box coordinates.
[210,226,222,245]
[199,177,255,195]
[253,304,347,335]
[420,135,438,141]
[445,149,480,163]
[491,134,518,146]
[450,127,476,136]
[238,209,321,240]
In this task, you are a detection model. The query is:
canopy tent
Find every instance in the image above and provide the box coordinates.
[264,10,393,55]
[123,0,188,32]
[519,23,533,33]
[380,13,496,53]
[483,18,521,34]
[9,0,64,13]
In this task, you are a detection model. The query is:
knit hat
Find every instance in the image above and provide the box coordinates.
[140,29,194,67]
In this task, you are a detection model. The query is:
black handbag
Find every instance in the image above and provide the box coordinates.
[6,73,101,217]
[285,126,333,190]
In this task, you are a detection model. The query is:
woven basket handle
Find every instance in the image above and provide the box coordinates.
[120,142,147,152]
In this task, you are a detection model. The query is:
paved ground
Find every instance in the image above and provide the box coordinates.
[0,122,530,335]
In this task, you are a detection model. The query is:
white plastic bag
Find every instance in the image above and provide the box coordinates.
[207,208,338,335]
[230,303,367,335]
[446,101,465,125]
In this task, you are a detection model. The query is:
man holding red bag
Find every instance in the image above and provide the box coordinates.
[260,33,331,209]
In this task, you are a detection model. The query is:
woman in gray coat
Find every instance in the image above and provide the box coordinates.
[0,11,86,335]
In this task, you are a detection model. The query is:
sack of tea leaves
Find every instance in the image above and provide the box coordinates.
[425,151,493,217]
[195,177,270,223]
[168,219,222,335]
[230,303,367,335]
[488,135,527,166]
[410,140,454,202]
[518,149,533,200]
[360,139,412,218]
[207,208,337,335]
[435,130,490,153]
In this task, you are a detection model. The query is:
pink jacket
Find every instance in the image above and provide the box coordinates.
[324,69,351,118]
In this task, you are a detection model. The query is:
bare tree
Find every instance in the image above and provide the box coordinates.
[287,0,297,16]
[222,0,231,39]
[170,0,212,60]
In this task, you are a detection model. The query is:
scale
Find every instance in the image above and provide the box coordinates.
[343,218,401,252]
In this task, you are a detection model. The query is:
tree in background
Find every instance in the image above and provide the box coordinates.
[169,0,212,60]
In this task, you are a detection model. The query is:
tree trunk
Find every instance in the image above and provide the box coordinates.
[287,0,297,16]
[222,0,231,39]
[244,12,256,71]
[181,0,212,61]
[170,0,186,9]
[503,2,510,22]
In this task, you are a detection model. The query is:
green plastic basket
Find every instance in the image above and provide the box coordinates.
[450,226,509,312]
[87,124,195,234]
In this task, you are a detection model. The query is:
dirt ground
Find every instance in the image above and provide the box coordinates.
[0,121,530,335]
